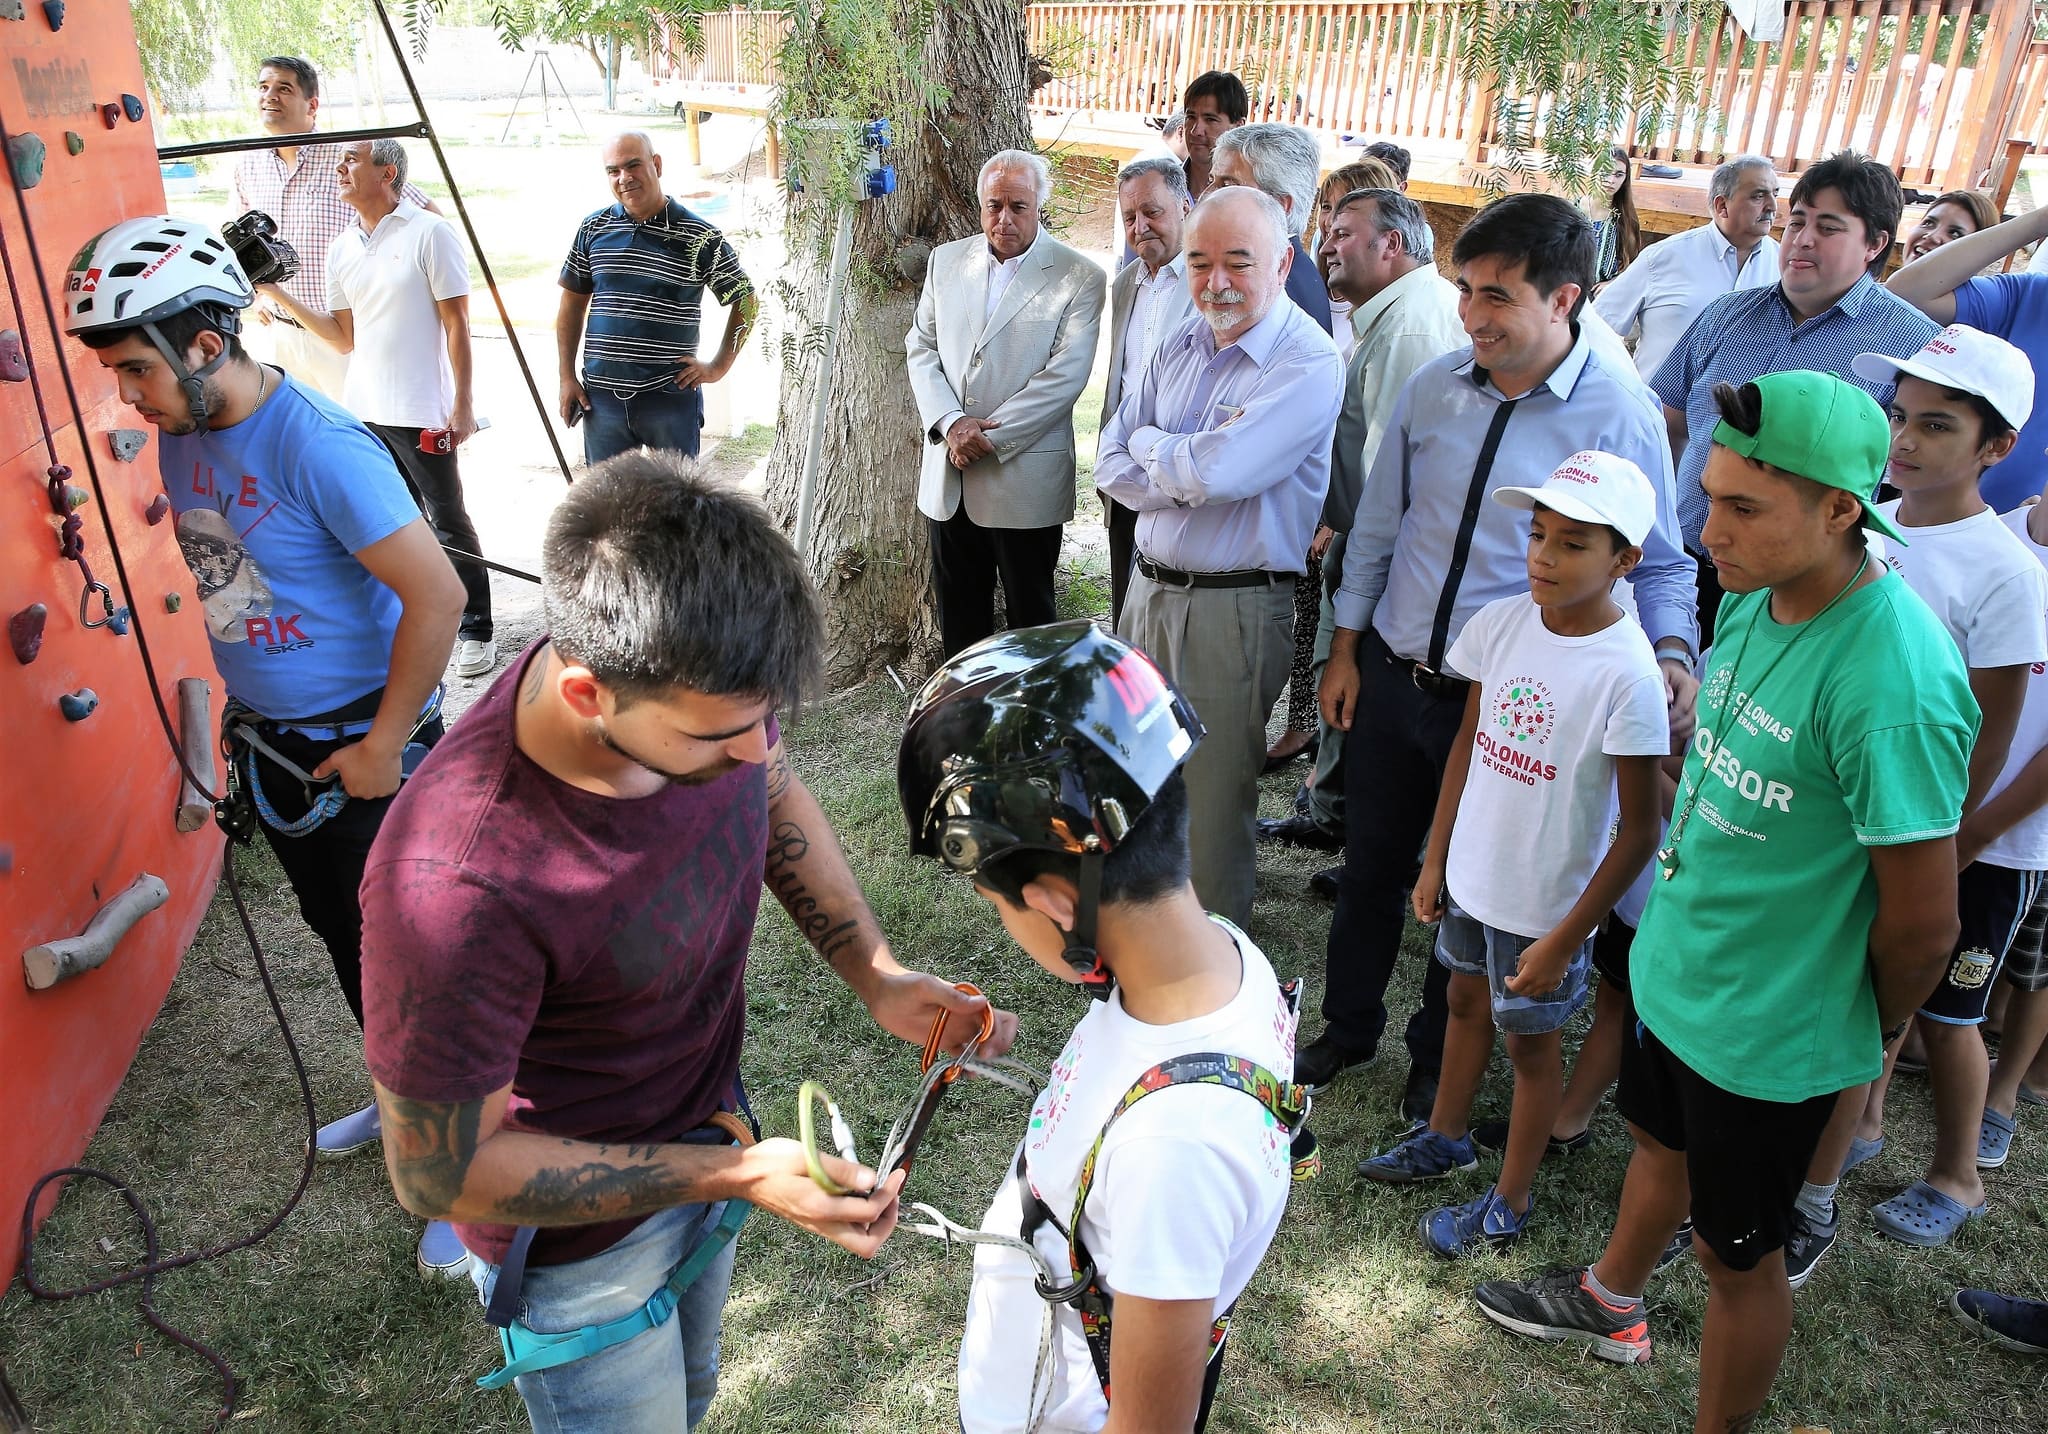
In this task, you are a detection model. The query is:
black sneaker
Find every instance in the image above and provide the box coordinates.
[1470,1118,1593,1157]
[1473,1266,1652,1364]
[1652,1219,1693,1275]
[1401,1065,1439,1124]
[1307,865,1342,902]
[1296,1034,1372,1091]
[1783,1204,1837,1291]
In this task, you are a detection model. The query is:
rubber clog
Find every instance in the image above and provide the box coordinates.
[1871,1180,1987,1248]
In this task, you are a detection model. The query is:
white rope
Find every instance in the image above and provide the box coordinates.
[902,1201,1059,1434]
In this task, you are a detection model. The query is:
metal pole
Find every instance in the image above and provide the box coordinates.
[793,202,856,558]
[365,0,577,486]
[157,121,429,161]
[606,36,618,111]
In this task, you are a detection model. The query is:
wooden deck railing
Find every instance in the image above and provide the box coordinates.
[652,2,2048,189]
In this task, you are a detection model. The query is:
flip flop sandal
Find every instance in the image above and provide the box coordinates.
[1838,1134,1885,1177]
[2018,1083,2046,1108]
[1977,1108,2018,1170]
[1872,1180,1987,1247]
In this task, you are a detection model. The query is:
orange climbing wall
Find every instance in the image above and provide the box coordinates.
[0,0,224,1284]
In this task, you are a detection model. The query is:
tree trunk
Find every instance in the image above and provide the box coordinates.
[762,0,1034,686]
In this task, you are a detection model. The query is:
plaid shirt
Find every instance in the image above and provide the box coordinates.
[232,138,432,312]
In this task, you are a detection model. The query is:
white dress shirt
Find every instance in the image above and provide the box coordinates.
[1593,220,1779,381]
[1120,253,1188,394]
[984,230,1040,321]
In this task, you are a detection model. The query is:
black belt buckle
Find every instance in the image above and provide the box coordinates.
[1411,663,1460,696]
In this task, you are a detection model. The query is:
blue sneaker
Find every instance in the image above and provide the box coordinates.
[315,1102,382,1161]
[1422,1185,1531,1257]
[1978,1108,2017,1170]
[417,1220,469,1280]
[1357,1123,1478,1184]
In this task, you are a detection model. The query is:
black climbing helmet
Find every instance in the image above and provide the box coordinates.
[898,621,1204,996]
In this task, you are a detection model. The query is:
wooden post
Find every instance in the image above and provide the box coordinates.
[175,676,214,833]
[686,105,703,167]
[22,873,170,991]
[1952,0,2035,191]
[765,121,781,184]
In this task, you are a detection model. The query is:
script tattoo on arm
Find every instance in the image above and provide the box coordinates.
[763,819,863,961]
[380,1092,485,1218]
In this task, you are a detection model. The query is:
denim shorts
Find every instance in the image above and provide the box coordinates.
[1434,899,1592,1035]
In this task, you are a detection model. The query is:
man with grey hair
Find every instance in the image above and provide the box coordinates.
[1593,153,1779,380]
[261,138,498,680]
[1208,122,1335,332]
[907,148,1105,655]
[1258,186,1465,885]
[1100,155,1197,624]
[1097,185,1343,924]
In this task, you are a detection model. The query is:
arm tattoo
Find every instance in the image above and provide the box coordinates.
[498,1141,703,1223]
[381,1093,485,1217]
[520,652,547,706]
[764,748,794,802]
[764,819,861,960]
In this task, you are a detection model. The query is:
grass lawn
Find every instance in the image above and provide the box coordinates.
[2,541,2043,1432]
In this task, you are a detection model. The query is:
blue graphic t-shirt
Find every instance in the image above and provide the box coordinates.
[159,375,420,719]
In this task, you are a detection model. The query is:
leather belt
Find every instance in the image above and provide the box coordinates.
[1370,629,1470,698]
[1136,556,1293,590]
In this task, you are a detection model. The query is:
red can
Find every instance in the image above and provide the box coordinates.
[418,428,453,455]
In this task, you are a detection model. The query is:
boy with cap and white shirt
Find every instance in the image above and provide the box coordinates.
[1474,373,1974,1434]
[1783,327,2048,1259]
[1357,452,1668,1258]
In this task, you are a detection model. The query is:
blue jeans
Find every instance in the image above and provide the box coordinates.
[467,1202,738,1432]
[1433,900,1592,1036]
[582,381,706,464]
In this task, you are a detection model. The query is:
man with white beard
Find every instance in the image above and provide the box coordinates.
[1096,186,1344,926]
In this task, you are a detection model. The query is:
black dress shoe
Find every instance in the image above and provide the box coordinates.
[1401,1065,1440,1124]
[1307,865,1342,901]
[1296,1034,1373,1091]
[1255,814,1343,851]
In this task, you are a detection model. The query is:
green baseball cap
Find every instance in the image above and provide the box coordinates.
[1710,369,1903,543]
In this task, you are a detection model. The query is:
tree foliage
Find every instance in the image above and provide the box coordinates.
[134,0,364,112]
[399,0,715,76]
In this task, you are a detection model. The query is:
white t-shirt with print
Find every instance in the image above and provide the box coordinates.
[1873,501,2048,669]
[1444,595,1669,939]
[956,922,1296,1434]
[1979,506,2048,870]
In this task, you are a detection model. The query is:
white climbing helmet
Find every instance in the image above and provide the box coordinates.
[63,215,253,336]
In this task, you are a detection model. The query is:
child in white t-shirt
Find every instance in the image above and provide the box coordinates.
[897,623,1302,1433]
[1357,451,1668,1256]
[1798,326,2048,1257]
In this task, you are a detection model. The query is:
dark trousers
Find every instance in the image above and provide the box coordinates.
[1106,495,1139,627]
[369,423,493,642]
[929,507,1063,657]
[1321,630,1459,1070]
[248,716,444,1028]
[1693,546,1726,650]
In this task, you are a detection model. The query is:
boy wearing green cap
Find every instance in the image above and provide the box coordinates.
[1474,371,1976,1434]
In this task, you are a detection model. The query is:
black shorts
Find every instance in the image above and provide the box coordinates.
[1617,1020,1837,1272]
[1592,914,1635,992]
[1921,862,2044,1025]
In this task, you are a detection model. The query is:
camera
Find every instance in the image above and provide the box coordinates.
[220,210,300,287]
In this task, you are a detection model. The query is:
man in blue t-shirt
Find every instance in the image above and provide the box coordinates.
[1886,202,2048,511]
[555,132,759,463]
[65,216,467,1269]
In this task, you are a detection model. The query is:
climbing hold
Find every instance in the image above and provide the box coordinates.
[164,592,181,613]
[109,429,147,462]
[121,95,143,122]
[0,329,25,382]
[106,607,130,636]
[58,688,98,722]
[41,0,63,28]
[61,483,88,510]
[0,847,12,877]
[100,102,119,129]
[64,131,82,156]
[0,1,24,19]
[8,132,46,189]
[144,493,170,524]
[8,603,47,664]
[23,872,171,989]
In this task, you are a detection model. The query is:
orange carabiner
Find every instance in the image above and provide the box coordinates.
[920,980,995,1082]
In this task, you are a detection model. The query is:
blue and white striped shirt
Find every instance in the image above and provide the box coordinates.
[1652,275,1938,548]
[561,199,753,394]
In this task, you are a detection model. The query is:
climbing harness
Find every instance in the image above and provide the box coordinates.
[476,1090,762,1391]
[217,686,444,840]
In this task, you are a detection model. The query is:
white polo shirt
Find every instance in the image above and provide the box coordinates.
[1592,219,1779,382]
[326,201,471,429]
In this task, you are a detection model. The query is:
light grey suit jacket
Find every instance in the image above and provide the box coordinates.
[1100,253,1196,434]
[905,231,1106,529]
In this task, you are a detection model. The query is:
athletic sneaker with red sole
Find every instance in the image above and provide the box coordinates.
[1473,1266,1652,1364]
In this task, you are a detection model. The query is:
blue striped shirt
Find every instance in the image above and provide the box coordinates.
[561,199,753,394]
[1652,275,1938,548]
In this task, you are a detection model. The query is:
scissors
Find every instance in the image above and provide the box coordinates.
[799,982,1003,1196]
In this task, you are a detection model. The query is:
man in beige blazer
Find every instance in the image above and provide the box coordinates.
[1100,156,1196,627]
[907,149,1106,656]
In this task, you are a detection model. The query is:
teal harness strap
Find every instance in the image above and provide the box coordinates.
[476,1198,751,1391]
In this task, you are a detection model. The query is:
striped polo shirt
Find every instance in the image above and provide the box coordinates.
[561,197,753,394]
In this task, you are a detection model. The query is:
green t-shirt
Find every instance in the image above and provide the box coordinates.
[1633,569,1977,1102]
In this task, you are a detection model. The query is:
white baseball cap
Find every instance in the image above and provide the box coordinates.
[1493,450,1657,546]
[1852,324,2036,431]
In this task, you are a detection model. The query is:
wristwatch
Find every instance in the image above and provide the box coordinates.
[1654,642,1695,672]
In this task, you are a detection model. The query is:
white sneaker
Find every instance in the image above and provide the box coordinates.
[455,637,497,678]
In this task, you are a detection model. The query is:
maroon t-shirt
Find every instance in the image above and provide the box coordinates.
[361,641,776,1266]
